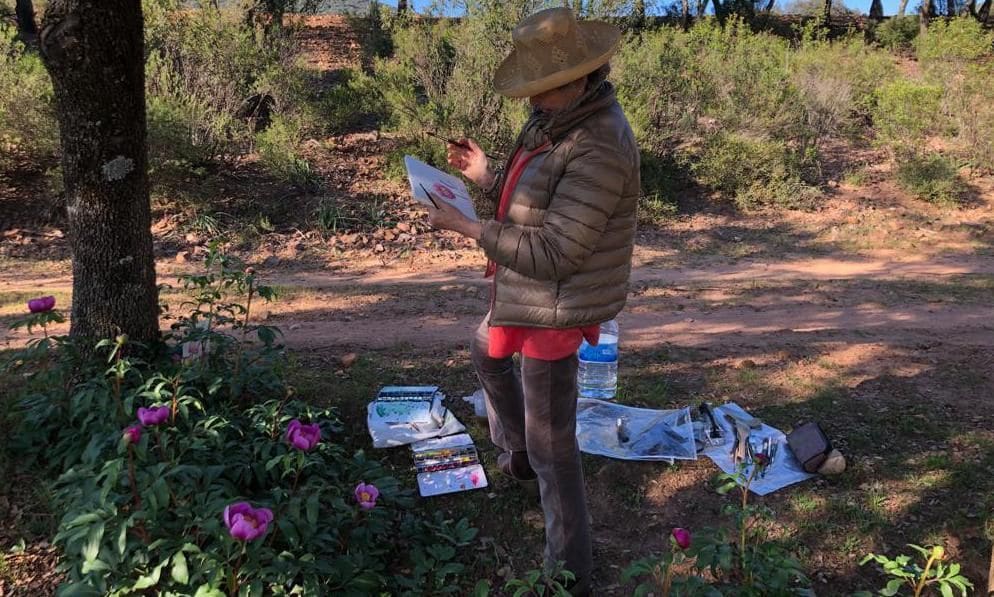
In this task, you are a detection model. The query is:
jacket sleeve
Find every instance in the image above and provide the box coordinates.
[477,135,629,282]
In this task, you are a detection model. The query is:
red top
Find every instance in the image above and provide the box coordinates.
[486,144,600,361]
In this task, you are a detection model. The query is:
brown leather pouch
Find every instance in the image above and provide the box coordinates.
[786,422,832,473]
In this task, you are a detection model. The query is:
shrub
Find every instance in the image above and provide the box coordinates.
[3,248,480,595]
[872,15,920,52]
[872,79,944,156]
[687,132,813,210]
[144,1,308,169]
[317,69,387,135]
[0,24,59,162]
[945,64,994,172]
[255,113,321,190]
[792,35,897,132]
[915,16,994,64]
[895,153,963,204]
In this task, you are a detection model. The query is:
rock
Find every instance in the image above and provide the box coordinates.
[384,230,396,241]
[827,180,839,188]
[374,243,385,252]
[175,251,190,264]
[738,359,757,369]
[262,256,280,268]
[372,229,385,240]
[818,449,847,475]
[340,352,358,368]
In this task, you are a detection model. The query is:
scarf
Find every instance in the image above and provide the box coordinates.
[518,77,617,151]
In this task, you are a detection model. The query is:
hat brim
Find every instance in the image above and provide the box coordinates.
[493,20,622,99]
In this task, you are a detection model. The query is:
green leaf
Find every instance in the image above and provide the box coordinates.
[306,492,319,527]
[81,558,110,574]
[940,582,954,597]
[171,551,189,585]
[880,578,905,596]
[716,481,738,495]
[473,579,491,596]
[193,585,226,597]
[132,559,168,590]
[81,521,104,562]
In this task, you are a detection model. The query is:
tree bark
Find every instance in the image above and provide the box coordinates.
[869,0,884,19]
[946,0,955,15]
[898,0,910,15]
[823,0,833,24]
[39,0,159,344]
[15,0,38,39]
[680,0,690,29]
[978,0,992,21]
[697,0,708,16]
[962,0,976,16]
[764,0,776,12]
[920,0,932,31]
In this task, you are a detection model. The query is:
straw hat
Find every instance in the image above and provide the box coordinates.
[494,7,622,99]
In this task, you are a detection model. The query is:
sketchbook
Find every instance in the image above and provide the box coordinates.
[411,433,488,497]
[404,155,479,222]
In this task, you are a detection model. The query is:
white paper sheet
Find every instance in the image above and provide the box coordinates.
[404,155,478,222]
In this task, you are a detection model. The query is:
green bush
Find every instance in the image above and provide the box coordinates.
[255,113,320,190]
[144,1,309,170]
[945,64,994,172]
[0,24,59,162]
[895,153,963,204]
[872,15,920,52]
[687,132,813,210]
[4,248,479,595]
[915,16,994,64]
[872,79,944,155]
[318,69,387,135]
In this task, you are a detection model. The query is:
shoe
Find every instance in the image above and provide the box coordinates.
[497,452,539,497]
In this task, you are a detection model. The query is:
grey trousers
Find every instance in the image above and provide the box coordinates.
[471,318,593,590]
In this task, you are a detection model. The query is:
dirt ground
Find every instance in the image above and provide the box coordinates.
[3,14,994,596]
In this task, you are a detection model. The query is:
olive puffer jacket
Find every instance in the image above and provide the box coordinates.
[479,84,640,328]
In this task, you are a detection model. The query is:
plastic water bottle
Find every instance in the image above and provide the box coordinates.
[577,319,618,399]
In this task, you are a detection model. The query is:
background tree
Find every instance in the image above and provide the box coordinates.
[39,0,159,343]
[15,0,37,40]
[869,0,884,19]
[398,0,408,13]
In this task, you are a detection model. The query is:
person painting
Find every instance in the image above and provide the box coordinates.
[423,7,639,594]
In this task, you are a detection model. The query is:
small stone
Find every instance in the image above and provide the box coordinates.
[263,256,280,267]
[827,180,839,188]
[396,222,411,233]
[384,230,396,241]
[374,243,385,252]
[185,232,202,244]
[739,359,757,369]
[373,229,385,240]
[175,251,190,263]
[340,352,358,368]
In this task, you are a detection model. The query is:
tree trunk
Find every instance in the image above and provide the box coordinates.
[823,0,833,24]
[869,0,884,19]
[962,0,976,16]
[978,0,992,21]
[946,0,955,15]
[697,0,708,16]
[764,0,776,12]
[681,0,690,29]
[15,0,37,39]
[633,0,647,30]
[920,0,932,31]
[39,0,159,344]
[898,0,910,15]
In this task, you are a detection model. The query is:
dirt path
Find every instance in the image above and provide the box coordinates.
[4,253,994,352]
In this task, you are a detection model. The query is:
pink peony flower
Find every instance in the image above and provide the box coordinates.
[137,406,171,426]
[672,527,692,550]
[27,296,56,313]
[123,425,142,445]
[223,502,273,542]
[286,419,321,451]
[354,482,379,510]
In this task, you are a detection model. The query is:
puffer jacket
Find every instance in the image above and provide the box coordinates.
[479,84,640,328]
